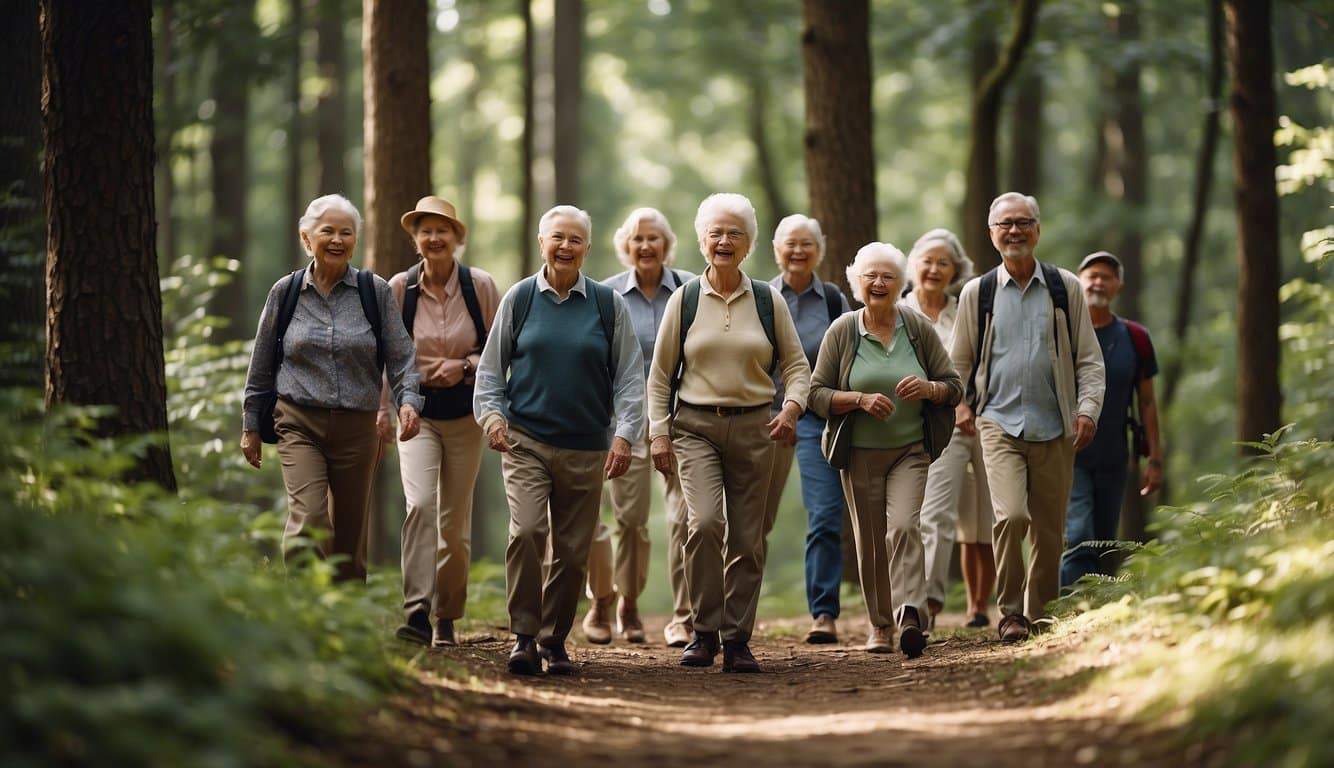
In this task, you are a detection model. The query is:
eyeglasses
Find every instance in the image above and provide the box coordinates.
[707,229,747,242]
[989,218,1037,232]
[858,272,899,285]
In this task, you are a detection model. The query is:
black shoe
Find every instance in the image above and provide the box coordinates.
[538,641,577,676]
[433,618,456,647]
[998,614,1031,644]
[395,609,431,646]
[507,635,541,675]
[722,640,761,673]
[898,607,926,659]
[679,631,720,667]
[966,612,990,628]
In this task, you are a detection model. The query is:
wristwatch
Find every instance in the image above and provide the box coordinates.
[461,359,473,376]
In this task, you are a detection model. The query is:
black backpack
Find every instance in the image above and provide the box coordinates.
[668,275,777,413]
[965,261,1072,408]
[401,261,491,420]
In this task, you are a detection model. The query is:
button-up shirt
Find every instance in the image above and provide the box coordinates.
[388,262,500,387]
[473,269,646,445]
[769,274,850,411]
[243,264,422,431]
[606,266,694,380]
[899,290,958,348]
[979,260,1064,441]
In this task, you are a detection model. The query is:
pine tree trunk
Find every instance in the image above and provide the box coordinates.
[41,0,176,490]
[801,0,876,296]
[519,0,535,277]
[317,0,347,196]
[0,0,45,387]
[286,0,305,267]
[1007,67,1043,196]
[553,0,582,204]
[1112,0,1147,322]
[208,3,255,339]
[1224,0,1282,448]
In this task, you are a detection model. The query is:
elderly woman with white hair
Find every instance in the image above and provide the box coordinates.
[808,242,961,658]
[473,205,645,677]
[242,193,423,583]
[647,193,810,673]
[581,207,696,647]
[903,228,994,631]
[763,214,851,645]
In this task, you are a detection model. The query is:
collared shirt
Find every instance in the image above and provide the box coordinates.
[1078,317,1157,468]
[386,262,501,387]
[769,274,850,412]
[899,290,959,348]
[849,310,924,449]
[473,269,646,444]
[979,260,1064,441]
[243,264,422,431]
[606,267,694,380]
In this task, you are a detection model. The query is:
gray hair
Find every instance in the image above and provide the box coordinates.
[846,242,908,304]
[987,192,1041,225]
[908,228,973,288]
[298,194,362,236]
[772,214,827,267]
[694,193,759,257]
[538,205,592,239]
[612,207,678,268]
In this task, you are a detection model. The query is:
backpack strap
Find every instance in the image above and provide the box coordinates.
[588,278,618,378]
[1041,261,1073,361]
[751,276,779,375]
[402,262,422,339]
[967,268,999,407]
[1123,318,1154,383]
[356,268,384,373]
[456,264,489,352]
[669,277,703,413]
[508,275,540,353]
[823,281,843,324]
[670,269,691,290]
[271,267,306,376]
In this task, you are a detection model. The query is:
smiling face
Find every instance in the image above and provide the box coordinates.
[539,214,589,282]
[414,214,460,263]
[701,212,750,270]
[626,220,666,273]
[914,245,957,296]
[776,224,820,280]
[858,252,904,310]
[1080,261,1122,309]
[301,210,358,266]
[988,197,1041,262]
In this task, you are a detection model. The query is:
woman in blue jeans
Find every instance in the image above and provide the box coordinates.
[762,214,852,644]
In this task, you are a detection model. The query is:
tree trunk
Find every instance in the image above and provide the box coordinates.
[801,0,876,296]
[749,71,790,238]
[1007,67,1043,196]
[961,0,1039,273]
[1163,0,1224,410]
[207,2,255,339]
[41,0,176,490]
[0,0,45,387]
[1224,0,1282,448]
[519,0,535,276]
[316,0,347,196]
[1111,0,1147,322]
[287,0,305,267]
[553,0,582,204]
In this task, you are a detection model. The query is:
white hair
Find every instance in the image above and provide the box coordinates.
[298,194,362,236]
[538,205,592,239]
[907,228,974,288]
[612,207,678,268]
[987,192,1040,225]
[693,193,759,257]
[846,242,908,304]
[771,214,827,267]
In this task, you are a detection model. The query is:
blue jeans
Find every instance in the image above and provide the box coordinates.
[795,412,844,618]
[1060,462,1129,587]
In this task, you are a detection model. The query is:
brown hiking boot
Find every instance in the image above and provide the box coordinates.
[617,595,646,643]
[865,625,893,653]
[805,613,838,644]
[898,606,927,659]
[999,614,1031,644]
[582,595,614,645]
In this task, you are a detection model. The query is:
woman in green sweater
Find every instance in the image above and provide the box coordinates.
[807,242,962,658]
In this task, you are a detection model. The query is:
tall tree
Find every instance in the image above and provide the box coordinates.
[749,70,791,237]
[519,0,535,276]
[41,0,176,490]
[207,2,256,339]
[801,0,876,294]
[960,0,1040,273]
[155,0,178,271]
[553,0,583,204]
[1224,0,1282,448]
[1109,1,1147,321]
[286,0,305,267]
[1007,67,1043,196]
[316,0,347,196]
[0,0,45,387]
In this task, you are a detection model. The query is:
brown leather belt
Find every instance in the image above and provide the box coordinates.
[679,401,770,417]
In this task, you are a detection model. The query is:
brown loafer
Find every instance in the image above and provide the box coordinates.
[582,596,614,645]
[998,614,1031,644]
[663,620,693,648]
[805,613,838,644]
[432,618,456,647]
[680,631,719,667]
[865,625,893,653]
[722,640,761,673]
[617,596,646,643]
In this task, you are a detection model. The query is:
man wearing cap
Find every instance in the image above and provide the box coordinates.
[1060,251,1162,588]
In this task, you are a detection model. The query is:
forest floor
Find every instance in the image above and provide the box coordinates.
[342,614,1225,768]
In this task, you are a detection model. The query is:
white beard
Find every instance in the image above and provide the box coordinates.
[1085,292,1111,309]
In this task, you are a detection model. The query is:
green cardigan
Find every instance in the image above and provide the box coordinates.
[808,305,963,469]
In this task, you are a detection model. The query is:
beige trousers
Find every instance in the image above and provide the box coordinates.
[502,428,607,642]
[977,419,1075,621]
[274,400,380,583]
[762,439,796,562]
[673,406,775,643]
[919,427,994,604]
[840,443,930,628]
[398,415,484,621]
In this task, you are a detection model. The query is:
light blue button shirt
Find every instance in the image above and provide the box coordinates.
[769,274,851,409]
[605,267,694,380]
[979,261,1064,441]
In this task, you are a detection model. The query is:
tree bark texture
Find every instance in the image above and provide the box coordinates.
[1007,67,1043,197]
[801,0,876,295]
[317,0,347,196]
[1,0,45,387]
[41,0,176,490]
[1111,0,1147,322]
[1224,0,1282,448]
[553,0,583,205]
[207,2,255,339]
[961,0,1039,274]
[519,0,536,276]
[286,0,305,268]
[362,0,431,279]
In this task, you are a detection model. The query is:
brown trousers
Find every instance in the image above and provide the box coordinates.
[275,400,381,583]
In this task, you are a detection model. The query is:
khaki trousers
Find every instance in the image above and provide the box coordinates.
[919,427,994,604]
[977,418,1074,621]
[840,443,930,628]
[399,415,484,621]
[762,439,797,561]
[673,406,775,643]
[274,400,380,583]
[502,428,607,642]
